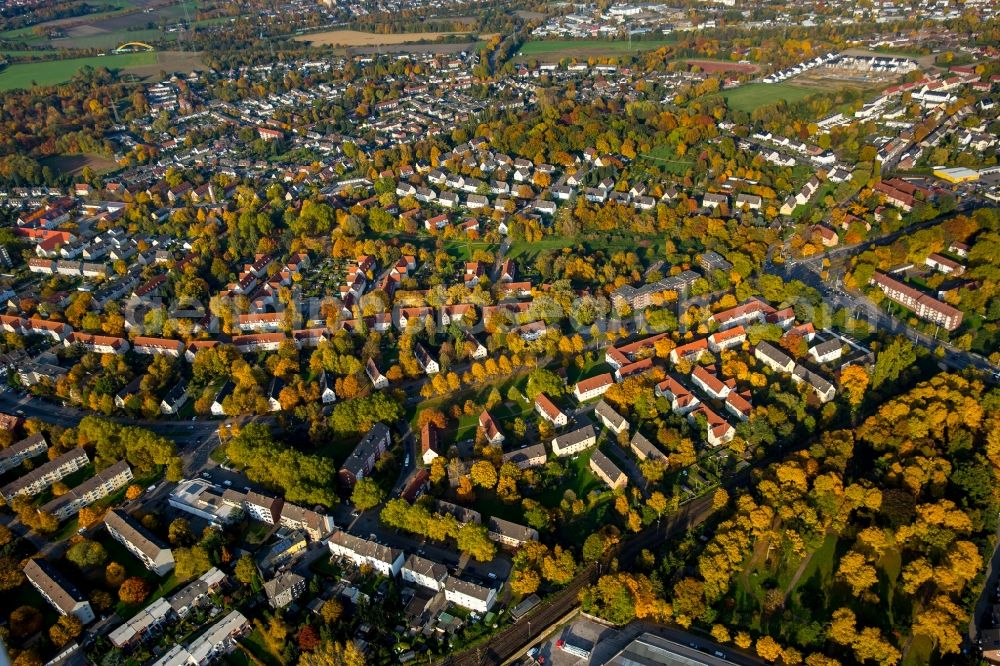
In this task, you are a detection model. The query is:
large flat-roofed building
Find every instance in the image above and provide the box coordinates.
[105,508,175,576]
[1,448,89,501]
[607,632,732,666]
[41,460,133,521]
[168,478,244,525]
[23,559,95,624]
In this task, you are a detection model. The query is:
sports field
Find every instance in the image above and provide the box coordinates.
[517,38,674,61]
[722,82,814,112]
[0,52,155,90]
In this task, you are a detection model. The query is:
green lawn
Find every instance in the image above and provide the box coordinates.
[536,449,601,507]
[444,239,496,261]
[0,52,156,90]
[637,144,696,176]
[472,489,525,524]
[508,233,669,264]
[517,38,675,61]
[722,82,815,113]
[240,628,285,666]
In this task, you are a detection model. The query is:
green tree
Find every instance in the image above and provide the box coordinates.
[65,540,108,569]
[872,337,916,389]
[234,554,262,591]
[351,477,385,511]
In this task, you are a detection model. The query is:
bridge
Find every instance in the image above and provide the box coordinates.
[113,42,155,53]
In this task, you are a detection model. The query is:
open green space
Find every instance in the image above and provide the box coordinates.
[443,239,496,261]
[507,233,669,264]
[0,51,156,90]
[722,82,814,113]
[637,144,696,176]
[517,38,675,61]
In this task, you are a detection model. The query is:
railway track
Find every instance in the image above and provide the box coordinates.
[439,494,715,666]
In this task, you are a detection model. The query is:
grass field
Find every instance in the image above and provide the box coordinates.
[40,153,118,176]
[0,51,155,89]
[294,29,477,47]
[638,144,695,176]
[517,38,675,61]
[722,82,814,113]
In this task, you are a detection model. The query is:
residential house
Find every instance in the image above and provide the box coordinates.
[105,508,175,576]
[366,358,389,389]
[41,460,133,521]
[534,393,567,427]
[755,341,795,373]
[0,433,47,475]
[421,423,440,465]
[502,443,548,470]
[1,449,89,501]
[339,423,391,487]
[24,559,95,624]
[401,554,448,592]
[630,432,666,462]
[809,339,843,364]
[594,400,629,435]
[590,449,627,490]
[264,571,306,609]
[551,425,597,457]
[691,366,732,400]
[573,373,614,402]
[327,531,404,576]
[445,576,496,613]
[791,364,837,403]
[478,411,505,445]
[414,343,439,375]
[278,503,335,541]
[487,517,538,547]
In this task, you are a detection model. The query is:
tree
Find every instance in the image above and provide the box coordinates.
[756,636,784,662]
[871,337,916,389]
[66,540,108,569]
[235,554,261,589]
[168,518,195,546]
[298,624,322,652]
[320,599,344,625]
[470,460,498,489]
[12,652,42,666]
[105,562,126,588]
[10,605,43,638]
[298,640,365,666]
[48,615,83,647]
[174,545,212,580]
[510,568,541,596]
[118,577,150,604]
[351,477,385,511]
[839,365,869,408]
[125,484,143,501]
